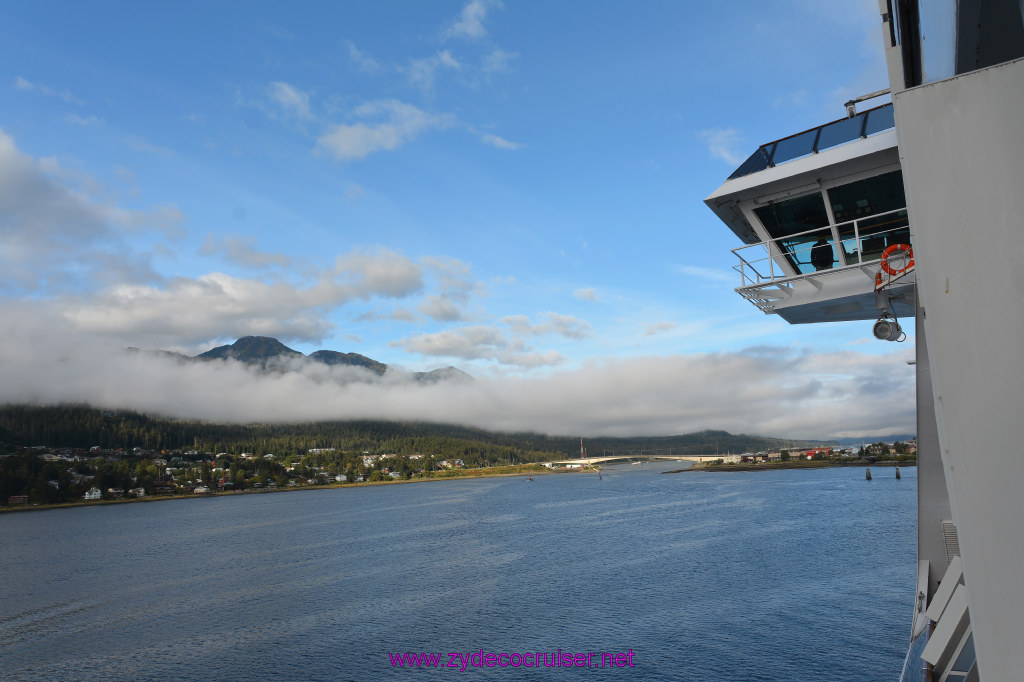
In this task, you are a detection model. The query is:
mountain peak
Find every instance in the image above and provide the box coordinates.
[197,336,303,366]
[309,350,387,376]
[194,336,471,383]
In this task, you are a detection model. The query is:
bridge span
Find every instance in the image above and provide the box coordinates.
[544,454,724,467]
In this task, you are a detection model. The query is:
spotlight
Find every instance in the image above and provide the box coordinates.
[873,313,902,342]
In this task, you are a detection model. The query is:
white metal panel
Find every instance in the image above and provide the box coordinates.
[922,583,969,667]
[894,56,1024,681]
[913,559,931,639]
[705,132,900,245]
[926,554,963,622]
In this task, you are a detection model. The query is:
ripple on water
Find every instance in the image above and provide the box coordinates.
[0,466,915,681]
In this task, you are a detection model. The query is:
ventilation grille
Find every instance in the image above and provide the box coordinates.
[941,520,960,565]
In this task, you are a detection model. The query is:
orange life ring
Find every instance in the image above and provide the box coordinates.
[880,243,914,276]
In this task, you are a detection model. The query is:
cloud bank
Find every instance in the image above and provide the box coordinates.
[0,307,914,440]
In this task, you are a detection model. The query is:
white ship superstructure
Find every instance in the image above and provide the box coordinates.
[706,1,1024,679]
[705,101,915,326]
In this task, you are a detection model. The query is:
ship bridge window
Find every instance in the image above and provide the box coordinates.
[753,193,831,274]
[816,116,864,152]
[828,170,910,263]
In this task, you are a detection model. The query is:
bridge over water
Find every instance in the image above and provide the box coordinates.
[544,454,724,467]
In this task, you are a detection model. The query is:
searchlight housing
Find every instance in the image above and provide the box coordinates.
[873,312,903,341]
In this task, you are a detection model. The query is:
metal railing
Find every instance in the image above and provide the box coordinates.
[728,103,895,179]
[732,207,910,288]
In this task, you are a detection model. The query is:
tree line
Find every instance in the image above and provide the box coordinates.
[0,405,826,459]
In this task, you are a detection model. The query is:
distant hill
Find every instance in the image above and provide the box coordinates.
[414,366,473,384]
[198,336,304,367]
[308,350,387,376]
[830,434,916,446]
[0,406,829,460]
[192,336,470,383]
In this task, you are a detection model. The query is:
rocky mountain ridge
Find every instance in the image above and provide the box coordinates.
[195,336,470,384]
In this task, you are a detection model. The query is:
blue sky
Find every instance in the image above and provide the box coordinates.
[0,1,915,438]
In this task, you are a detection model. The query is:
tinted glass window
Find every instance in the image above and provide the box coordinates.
[754,193,829,239]
[864,105,895,136]
[771,129,817,165]
[728,146,773,179]
[827,170,906,223]
[817,116,864,151]
[837,209,909,263]
[754,193,831,274]
[951,634,976,673]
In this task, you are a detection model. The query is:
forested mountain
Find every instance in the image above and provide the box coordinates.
[190,335,467,383]
[0,404,826,459]
[0,404,837,506]
[197,336,304,366]
[308,350,387,376]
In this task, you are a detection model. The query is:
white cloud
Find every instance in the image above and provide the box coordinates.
[414,256,481,323]
[331,247,425,298]
[419,295,463,322]
[482,48,516,73]
[392,318,571,368]
[544,312,591,339]
[346,40,382,73]
[394,325,509,359]
[0,129,182,294]
[13,76,83,104]
[64,114,102,126]
[127,136,176,158]
[62,247,423,347]
[644,322,677,337]
[0,129,448,350]
[438,50,460,69]
[503,350,566,369]
[319,121,402,160]
[63,274,336,345]
[199,235,291,269]
[0,311,915,439]
[574,288,598,302]
[317,100,455,161]
[497,314,531,333]
[407,50,461,90]
[698,128,744,166]
[422,256,476,296]
[499,312,591,339]
[267,81,312,119]
[444,0,499,40]
[480,133,522,150]
[356,308,417,323]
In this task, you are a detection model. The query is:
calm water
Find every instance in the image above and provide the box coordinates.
[0,463,915,681]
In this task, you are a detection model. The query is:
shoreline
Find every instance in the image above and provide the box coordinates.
[0,464,591,514]
[666,459,916,474]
